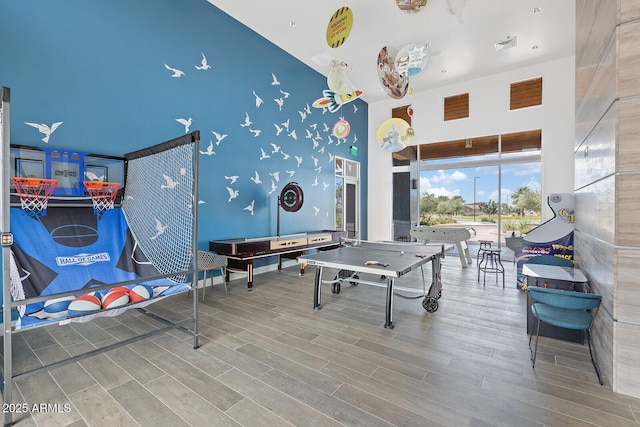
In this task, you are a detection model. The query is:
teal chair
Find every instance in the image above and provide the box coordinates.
[528,286,603,385]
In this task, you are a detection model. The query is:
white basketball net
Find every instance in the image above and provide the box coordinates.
[122,142,195,283]
[11,178,57,218]
[85,181,120,218]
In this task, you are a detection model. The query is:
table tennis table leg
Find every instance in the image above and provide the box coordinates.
[313,266,324,310]
[432,255,442,296]
[385,277,395,329]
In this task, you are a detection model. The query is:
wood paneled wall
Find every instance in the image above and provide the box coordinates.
[574,0,640,398]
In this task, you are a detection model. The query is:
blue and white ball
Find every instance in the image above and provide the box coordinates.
[43,296,75,319]
[68,294,102,317]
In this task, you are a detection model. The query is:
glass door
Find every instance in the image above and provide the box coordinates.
[335,158,360,239]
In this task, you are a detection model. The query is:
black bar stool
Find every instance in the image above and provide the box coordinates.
[476,240,492,264]
[477,248,505,287]
[476,240,492,268]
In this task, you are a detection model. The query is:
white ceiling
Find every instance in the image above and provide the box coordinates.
[207,0,575,104]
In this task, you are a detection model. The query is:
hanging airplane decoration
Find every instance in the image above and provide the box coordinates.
[313,59,363,113]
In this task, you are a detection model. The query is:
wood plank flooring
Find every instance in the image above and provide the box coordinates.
[3,253,640,426]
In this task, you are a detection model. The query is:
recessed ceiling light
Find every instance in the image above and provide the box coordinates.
[531,6,542,14]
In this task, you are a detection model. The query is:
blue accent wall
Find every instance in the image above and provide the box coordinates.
[0,0,368,249]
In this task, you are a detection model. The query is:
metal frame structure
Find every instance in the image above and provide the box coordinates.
[0,87,202,426]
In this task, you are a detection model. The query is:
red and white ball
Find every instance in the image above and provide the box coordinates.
[87,291,103,304]
[43,296,75,319]
[68,294,102,316]
[101,290,129,309]
[129,284,154,303]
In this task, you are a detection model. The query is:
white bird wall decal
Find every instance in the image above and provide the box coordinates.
[253,90,264,108]
[226,187,239,202]
[250,171,262,184]
[176,118,192,133]
[212,130,228,145]
[200,140,216,156]
[259,147,270,160]
[195,53,211,70]
[241,112,252,127]
[24,121,63,143]
[244,200,255,215]
[164,63,185,77]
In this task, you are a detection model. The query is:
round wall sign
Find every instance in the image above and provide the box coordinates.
[376,118,413,153]
[280,182,304,212]
[333,119,351,139]
[395,42,428,76]
[326,7,353,48]
[377,46,409,99]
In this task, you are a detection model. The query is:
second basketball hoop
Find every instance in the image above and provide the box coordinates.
[84,181,121,218]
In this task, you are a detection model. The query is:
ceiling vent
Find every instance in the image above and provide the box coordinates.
[494,36,517,52]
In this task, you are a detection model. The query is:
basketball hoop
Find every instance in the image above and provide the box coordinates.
[11,177,58,218]
[84,181,121,218]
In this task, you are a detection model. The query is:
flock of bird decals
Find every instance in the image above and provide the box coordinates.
[160,55,360,218]
[22,51,362,223]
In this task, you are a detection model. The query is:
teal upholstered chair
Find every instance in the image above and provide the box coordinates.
[526,255,574,267]
[528,286,603,385]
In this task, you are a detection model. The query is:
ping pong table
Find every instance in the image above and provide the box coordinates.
[298,239,452,329]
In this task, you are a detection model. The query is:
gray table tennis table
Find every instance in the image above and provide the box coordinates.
[298,239,452,329]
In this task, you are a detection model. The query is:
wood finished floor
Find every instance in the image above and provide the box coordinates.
[3,254,640,426]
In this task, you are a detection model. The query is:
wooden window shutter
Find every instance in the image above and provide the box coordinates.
[391,105,412,126]
[510,77,542,110]
[444,93,469,121]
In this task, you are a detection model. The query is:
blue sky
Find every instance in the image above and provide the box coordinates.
[419,162,541,206]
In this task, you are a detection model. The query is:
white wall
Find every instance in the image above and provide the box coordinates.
[367,56,576,241]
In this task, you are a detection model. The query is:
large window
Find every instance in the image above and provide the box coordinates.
[418,162,541,245]
[395,130,542,246]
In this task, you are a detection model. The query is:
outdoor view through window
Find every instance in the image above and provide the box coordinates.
[419,162,541,246]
